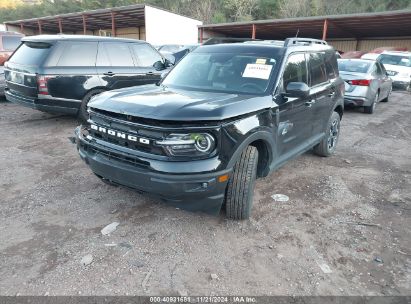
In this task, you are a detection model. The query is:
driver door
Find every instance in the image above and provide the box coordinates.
[275,53,314,158]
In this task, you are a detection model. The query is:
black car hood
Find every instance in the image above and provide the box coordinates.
[88,85,272,121]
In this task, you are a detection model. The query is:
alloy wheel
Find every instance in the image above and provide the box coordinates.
[327,118,339,150]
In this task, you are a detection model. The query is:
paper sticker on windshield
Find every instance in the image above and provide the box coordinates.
[256,58,267,64]
[243,64,272,79]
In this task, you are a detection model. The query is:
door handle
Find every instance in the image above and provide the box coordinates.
[305,99,316,107]
[328,91,335,97]
[103,71,115,76]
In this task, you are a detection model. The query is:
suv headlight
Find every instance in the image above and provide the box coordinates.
[156,133,216,157]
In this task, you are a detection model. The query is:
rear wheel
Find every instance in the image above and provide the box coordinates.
[225,146,259,220]
[381,88,391,102]
[314,111,341,157]
[364,93,378,114]
[78,89,105,122]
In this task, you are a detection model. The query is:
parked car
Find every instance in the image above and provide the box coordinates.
[360,53,379,60]
[341,51,366,59]
[0,66,5,97]
[74,38,344,220]
[0,31,24,66]
[371,46,408,54]
[338,59,392,114]
[4,35,172,120]
[376,51,411,91]
[157,44,185,54]
[172,44,200,62]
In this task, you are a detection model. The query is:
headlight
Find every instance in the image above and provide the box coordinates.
[156,133,216,157]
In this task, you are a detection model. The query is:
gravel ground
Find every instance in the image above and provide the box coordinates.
[0,92,410,296]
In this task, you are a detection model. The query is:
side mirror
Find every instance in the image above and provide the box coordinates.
[285,82,310,98]
[153,60,165,71]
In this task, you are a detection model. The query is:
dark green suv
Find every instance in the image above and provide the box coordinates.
[74,38,344,220]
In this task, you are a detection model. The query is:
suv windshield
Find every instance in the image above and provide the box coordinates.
[379,54,411,67]
[162,51,279,94]
[338,60,371,73]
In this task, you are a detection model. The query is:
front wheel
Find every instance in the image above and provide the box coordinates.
[314,111,341,157]
[225,146,259,220]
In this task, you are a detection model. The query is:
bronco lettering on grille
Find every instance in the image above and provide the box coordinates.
[90,124,150,145]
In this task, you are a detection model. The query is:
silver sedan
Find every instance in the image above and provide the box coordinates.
[338,59,392,114]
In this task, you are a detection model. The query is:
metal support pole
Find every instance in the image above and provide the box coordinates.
[252,24,256,39]
[111,12,116,37]
[82,14,87,35]
[200,28,203,43]
[58,18,63,34]
[20,23,24,35]
[37,20,42,34]
[322,19,328,41]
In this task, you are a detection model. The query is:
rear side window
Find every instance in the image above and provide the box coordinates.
[57,42,97,66]
[132,43,163,67]
[8,42,51,66]
[2,36,22,51]
[97,42,134,66]
[324,51,338,79]
[308,53,327,86]
[282,53,308,89]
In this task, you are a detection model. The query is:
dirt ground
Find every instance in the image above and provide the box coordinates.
[0,92,410,296]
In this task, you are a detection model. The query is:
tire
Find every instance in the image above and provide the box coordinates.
[78,89,105,122]
[313,111,341,157]
[364,92,378,114]
[225,146,259,220]
[381,88,391,102]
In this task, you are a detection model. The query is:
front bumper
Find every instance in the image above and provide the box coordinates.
[5,89,80,115]
[75,127,230,215]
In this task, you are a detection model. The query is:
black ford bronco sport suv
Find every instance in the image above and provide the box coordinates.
[74,38,344,220]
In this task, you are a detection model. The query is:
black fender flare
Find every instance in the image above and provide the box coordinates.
[226,130,276,176]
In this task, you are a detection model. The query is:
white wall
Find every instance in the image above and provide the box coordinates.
[144,5,202,45]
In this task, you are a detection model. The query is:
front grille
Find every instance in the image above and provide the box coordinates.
[80,141,150,168]
[88,111,167,156]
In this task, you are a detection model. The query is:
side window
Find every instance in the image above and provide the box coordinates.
[324,51,338,79]
[308,52,327,86]
[57,42,98,66]
[282,53,308,90]
[370,64,378,76]
[132,43,163,67]
[97,42,135,67]
[375,63,384,76]
[379,62,387,75]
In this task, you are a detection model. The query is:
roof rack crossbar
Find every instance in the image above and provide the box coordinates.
[284,38,327,47]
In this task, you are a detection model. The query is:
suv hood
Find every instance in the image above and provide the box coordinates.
[88,85,272,121]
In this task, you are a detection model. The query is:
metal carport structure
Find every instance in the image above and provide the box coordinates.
[199,9,411,52]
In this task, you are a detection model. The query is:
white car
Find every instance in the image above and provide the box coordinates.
[362,51,411,90]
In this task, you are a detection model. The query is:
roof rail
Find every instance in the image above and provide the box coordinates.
[284,38,327,47]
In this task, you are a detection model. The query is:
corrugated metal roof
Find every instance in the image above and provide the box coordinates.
[199,9,411,39]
